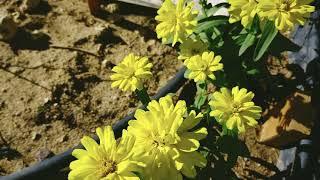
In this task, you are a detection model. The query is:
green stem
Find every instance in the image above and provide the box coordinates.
[135,87,151,107]
[200,0,208,17]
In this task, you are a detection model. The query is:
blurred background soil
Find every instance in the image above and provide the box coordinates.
[0,0,278,179]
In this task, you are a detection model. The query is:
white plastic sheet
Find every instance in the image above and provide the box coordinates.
[118,0,229,16]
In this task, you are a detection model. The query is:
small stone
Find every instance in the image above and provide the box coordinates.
[44,124,52,130]
[20,0,41,12]
[43,97,50,103]
[9,66,24,74]
[102,59,113,69]
[36,148,54,162]
[1,88,7,93]
[0,100,5,109]
[104,3,120,14]
[11,12,22,23]
[0,11,18,41]
[147,39,156,46]
[57,134,68,143]
[15,112,22,116]
[31,131,41,140]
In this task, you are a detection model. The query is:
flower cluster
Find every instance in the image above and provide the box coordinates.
[66,0,294,178]
[70,96,207,179]
[128,95,207,179]
[155,0,198,46]
[228,0,315,32]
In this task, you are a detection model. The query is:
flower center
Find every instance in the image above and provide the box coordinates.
[279,1,290,11]
[174,12,183,30]
[231,102,242,115]
[152,137,167,148]
[126,67,136,78]
[100,160,117,178]
[151,133,175,149]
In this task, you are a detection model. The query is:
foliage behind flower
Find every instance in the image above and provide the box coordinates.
[209,86,262,133]
[178,37,208,60]
[128,95,207,179]
[155,0,198,46]
[184,51,223,82]
[258,0,315,32]
[110,53,152,92]
[68,126,144,180]
[228,0,259,28]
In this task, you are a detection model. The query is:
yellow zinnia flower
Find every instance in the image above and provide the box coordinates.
[110,53,152,92]
[209,86,262,133]
[178,37,208,60]
[258,0,315,32]
[68,126,144,180]
[128,95,207,179]
[184,51,223,82]
[155,0,198,46]
[228,0,259,28]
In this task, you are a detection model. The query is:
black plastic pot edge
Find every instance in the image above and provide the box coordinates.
[2,67,187,180]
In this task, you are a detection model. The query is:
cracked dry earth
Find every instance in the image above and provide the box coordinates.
[0,0,278,179]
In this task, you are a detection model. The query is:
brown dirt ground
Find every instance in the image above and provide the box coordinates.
[0,0,278,179]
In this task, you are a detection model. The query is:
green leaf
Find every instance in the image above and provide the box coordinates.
[193,82,207,109]
[238,15,260,56]
[184,69,191,79]
[253,20,278,61]
[198,32,209,43]
[195,17,228,33]
[239,33,256,56]
[231,28,249,46]
[194,93,207,110]
[246,68,260,75]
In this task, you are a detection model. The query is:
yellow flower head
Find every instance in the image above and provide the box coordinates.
[178,37,208,60]
[258,0,315,32]
[155,0,198,46]
[209,86,262,133]
[184,51,223,82]
[128,95,207,179]
[110,53,152,92]
[69,126,144,180]
[228,0,259,28]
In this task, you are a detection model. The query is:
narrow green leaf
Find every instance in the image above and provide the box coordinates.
[253,21,278,61]
[184,69,191,79]
[193,82,207,109]
[195,18,228,33]
[194,94,207,109]
[246,68,260,75]
[239,33,256,56]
